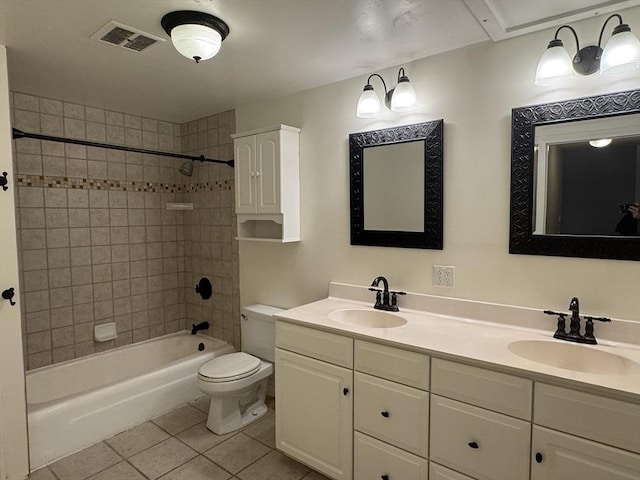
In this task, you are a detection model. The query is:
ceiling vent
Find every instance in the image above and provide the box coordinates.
[91,20,165,53]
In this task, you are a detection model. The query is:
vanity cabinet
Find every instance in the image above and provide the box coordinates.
[430,359,532,480]
[531,383,640,480]
[353,340,430,480]
[275,322,353,480]
[232,125,300,242]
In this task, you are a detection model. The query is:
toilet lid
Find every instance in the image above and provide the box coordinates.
[198,352,261,382]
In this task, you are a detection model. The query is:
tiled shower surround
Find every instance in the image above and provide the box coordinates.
[11,92,239,370]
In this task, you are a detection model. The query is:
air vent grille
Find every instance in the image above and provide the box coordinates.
[91,20,165,53]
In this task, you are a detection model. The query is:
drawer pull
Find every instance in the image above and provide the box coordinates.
[380,411,390,418]
[535,452,543,463]
[381,476,389,480]
[468,441,479,449]
[343,387,349,396]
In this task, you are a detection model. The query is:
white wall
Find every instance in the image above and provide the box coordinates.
[236,9,640,321]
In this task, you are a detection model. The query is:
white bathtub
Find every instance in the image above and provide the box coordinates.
[26,332,235,469]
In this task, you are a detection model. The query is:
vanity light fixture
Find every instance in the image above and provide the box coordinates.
[161,10,230,63]
[589,138,613,148]
[535,13,640,86]
[356,67,418,118]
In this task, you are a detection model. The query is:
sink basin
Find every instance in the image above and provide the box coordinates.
[508,340,640,375]
[329,309,407,329]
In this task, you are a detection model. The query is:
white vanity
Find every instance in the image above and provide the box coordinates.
[274,283,640,480]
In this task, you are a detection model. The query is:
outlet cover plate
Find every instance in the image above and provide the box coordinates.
[433,265,455,287]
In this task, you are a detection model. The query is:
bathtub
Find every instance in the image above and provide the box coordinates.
[26,331,235,469]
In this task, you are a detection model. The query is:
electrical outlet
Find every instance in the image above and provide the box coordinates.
[433,265,455,287]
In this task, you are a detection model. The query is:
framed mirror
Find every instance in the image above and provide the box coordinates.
[510,89,640,261]
[349,120,443,249]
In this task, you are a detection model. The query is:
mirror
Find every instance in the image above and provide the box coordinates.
[510,89,640,261]
[349,120,443,249]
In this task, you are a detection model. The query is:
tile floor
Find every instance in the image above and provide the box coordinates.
[29,398,329,480]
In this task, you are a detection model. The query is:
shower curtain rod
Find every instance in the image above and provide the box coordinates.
[12,128,235,168]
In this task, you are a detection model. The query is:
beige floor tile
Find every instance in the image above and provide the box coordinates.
[128,438,198,479]
[158,456,231,480]
[49,442,122,480]
[176,422,235,453]
[243,410,275,448]
[189,396,210,414]
[204,433,270,474]
[237,451,310,480]
[152,405,207,435]
[106,422,170,458]
[28,467,56,480]
[87,461,147,480]
[302,470,332,480]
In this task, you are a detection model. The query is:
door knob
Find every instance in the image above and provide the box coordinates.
[2,288,16,306]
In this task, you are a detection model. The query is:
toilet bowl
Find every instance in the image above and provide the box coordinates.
[196,305,281,435]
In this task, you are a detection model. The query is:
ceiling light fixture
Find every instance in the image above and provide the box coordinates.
[535,13,640,86]
[589,138,613,148]
[356,68,418,118]
[161,10,230,63]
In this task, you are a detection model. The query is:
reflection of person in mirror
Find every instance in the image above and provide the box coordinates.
[615,203,639,235]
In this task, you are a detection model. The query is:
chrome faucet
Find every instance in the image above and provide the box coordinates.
[369,276,405,312]
[543,296,611,345]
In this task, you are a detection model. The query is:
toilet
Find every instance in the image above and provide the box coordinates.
[197,304,282,435]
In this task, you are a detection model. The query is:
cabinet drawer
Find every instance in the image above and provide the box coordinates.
[535,383,640,454]
[532,425,640,480]
[430,395,530,480]
[355,340,429,389]
[430,462,476,480]
[354,372,429,457]
[276,321,353,368]
[431,358,532,420]
[354,432,428,480]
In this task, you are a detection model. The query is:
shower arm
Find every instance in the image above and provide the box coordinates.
[12,128,235,168]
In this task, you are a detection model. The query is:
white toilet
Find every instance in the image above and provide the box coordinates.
[197,304,282,435]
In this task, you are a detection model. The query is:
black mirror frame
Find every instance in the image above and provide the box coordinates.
[349,120,444,249]
[510,89,640,261]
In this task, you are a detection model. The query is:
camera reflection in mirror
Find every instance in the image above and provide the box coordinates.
[533,114,640,237]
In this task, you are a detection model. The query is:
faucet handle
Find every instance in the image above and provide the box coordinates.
[584,315,611,323]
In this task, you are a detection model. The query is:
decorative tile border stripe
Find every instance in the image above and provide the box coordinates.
[16,174,232,193]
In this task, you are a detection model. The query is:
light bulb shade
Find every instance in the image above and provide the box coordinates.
[171,24,222,61]
[589,138,612,148]
[390,77,417,112]
[535,42,574,86]
[600,27,640,75]
[357,85,381,118]
[161,11,230,62]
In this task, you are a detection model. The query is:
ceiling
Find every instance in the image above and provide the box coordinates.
[0,0,638,123]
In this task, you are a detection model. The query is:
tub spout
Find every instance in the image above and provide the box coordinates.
[191,321,210,335]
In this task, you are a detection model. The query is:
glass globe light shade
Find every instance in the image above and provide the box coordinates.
[535,43,574,86]
[589,138,613,148]
[357,85,381,118]
[171,24,222,62]
[600,28,640,75]
[390,78,418,112]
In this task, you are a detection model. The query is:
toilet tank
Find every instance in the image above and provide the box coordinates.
[241,304,282,363]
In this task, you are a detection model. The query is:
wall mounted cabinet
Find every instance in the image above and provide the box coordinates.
[232,125,300,242]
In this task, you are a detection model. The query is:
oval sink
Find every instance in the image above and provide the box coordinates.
[329,309,407,329]
[508,340,640,376]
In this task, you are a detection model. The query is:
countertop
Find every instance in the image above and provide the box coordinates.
[274,284,640,402]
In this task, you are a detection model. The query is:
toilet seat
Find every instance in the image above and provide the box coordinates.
[198,352,261,383]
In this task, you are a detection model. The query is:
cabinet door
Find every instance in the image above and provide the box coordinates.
[256,130,281,214]
[275,348,353,480]
[532,426,640,480]
[234,135,257,214]
[354,432,428,480]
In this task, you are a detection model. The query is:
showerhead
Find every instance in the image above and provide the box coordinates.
[179,159,194,176]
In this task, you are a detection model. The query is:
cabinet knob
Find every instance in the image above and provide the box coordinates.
[468,441,479,449]
[343,387,349,396]
[535,452,543,463]
[250,172,255,177]
[380,411,390,418]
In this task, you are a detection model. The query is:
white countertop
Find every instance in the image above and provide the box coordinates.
[275,283,640,402]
